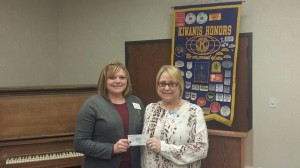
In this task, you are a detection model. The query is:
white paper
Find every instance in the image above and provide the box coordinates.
[128,134,147,146]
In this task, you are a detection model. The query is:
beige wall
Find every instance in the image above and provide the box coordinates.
[1,0,300,167]
[0,0,58,87]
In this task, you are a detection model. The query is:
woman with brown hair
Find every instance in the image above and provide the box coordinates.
[74,61,145,168]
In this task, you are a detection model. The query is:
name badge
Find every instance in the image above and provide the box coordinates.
[132,102,141,110]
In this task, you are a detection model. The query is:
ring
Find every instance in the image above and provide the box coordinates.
[148,144,152,148]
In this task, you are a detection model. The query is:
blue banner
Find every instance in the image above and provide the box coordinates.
[172,2,242,126]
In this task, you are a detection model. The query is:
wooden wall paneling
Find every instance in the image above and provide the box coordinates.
[125,39,172,106]
[201,130,250,168]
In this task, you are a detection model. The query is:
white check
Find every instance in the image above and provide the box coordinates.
[128,134,147,146]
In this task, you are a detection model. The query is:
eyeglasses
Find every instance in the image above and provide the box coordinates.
[158,82,179,87]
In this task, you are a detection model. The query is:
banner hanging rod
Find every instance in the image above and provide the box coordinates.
[171,0,246,9]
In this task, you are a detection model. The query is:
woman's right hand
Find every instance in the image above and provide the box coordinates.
[146,137,161,153]
[113,139,130,154]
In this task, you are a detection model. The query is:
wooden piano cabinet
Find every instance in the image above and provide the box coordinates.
[0,85,97,168]
[201,129,251,168]
[0,136,84,168]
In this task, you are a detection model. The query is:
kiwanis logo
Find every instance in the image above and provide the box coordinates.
[186,35,221,55]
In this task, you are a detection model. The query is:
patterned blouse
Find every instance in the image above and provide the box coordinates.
[141,101,208,168]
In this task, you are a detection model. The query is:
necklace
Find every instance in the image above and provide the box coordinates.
[168,109,180,118]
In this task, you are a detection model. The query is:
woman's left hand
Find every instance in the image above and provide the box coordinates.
[146,137,161,153]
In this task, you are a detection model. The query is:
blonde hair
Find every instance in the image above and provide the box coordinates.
[98,61,132,100]
[155,65,184,97]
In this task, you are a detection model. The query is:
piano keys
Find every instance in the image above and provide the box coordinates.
[6,151,83,165]
[0,85,98,168]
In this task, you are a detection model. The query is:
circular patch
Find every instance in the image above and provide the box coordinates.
[196,12,208,24]
[220,105,230,117]
[205,92,215,101]
[185,13,196,25]
[175,45,186,57]
[197,97,206,107]
[210,102,220,113]
[186,71,192,79]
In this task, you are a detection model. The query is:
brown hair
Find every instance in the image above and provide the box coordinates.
[155,65,184,97]
[98,61,132,100]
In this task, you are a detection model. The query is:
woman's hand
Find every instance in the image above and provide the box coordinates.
[113,139,130,154]
[146,137,161,153]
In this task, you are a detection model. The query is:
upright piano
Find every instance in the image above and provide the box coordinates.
[0,85,98,168]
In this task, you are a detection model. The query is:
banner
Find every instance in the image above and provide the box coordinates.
[171,2,242,126]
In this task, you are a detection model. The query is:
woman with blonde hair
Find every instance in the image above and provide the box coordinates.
[142,65,208,168]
